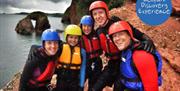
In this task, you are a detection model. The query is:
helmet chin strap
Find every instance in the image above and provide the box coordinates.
[44,48,51,56]
[99,18,109,28]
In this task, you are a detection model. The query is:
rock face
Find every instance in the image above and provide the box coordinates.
[61,0,78,24]
[15,11,50,35]
[110,2,180,91]
[1,72,21,91]
[61,0,125,24]
[172,0,180,16]
[15,17,34,35]
[62,0,180,25]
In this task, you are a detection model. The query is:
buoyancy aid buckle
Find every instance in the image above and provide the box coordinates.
[57,63,81,70]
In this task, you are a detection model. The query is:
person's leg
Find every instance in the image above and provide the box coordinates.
[27,86,49,91]
[106,59,120,87]
[113,78,125,91]
[88,75,94,90]
[69,79,79,91]
[86,59,94,91]
[54,80,67,91]
[38,86,49,91]
[94,57,103,76]
[88,57,103,91]
[86,59,93,79]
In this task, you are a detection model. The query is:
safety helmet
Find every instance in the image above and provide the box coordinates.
[108,21,136,41]
[89,1,109,17]
[80,15,93,26]
[64,24,82,40]
[41,28,60,41]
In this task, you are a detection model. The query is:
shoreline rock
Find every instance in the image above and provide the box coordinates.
[1,72,21,91]
[15,11,50,35]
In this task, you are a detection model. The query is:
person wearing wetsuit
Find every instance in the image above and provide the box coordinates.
[80,15,103,91]
[89,1,156,91]
[19,29,61,91]
[53,24,86,91]
[108,21,162,91]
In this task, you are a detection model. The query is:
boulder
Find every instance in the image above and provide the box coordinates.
[15,17,33,35]
[61,0,80,24]
[15,11,50,35]
[28,11,50,35]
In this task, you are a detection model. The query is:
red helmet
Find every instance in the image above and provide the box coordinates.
[108,21,136,41]
[89,1,109,17]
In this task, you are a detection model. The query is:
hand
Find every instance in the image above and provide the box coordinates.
[50,74,57,88]
[100,51,109,66]
[47,84,54,91]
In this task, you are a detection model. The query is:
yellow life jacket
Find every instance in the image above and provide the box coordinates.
[57,44,81,70]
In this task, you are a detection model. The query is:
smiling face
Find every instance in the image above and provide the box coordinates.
[44,41,59,56]
[82,24,92,35]
[67,35,79,47]
[92,8,108,27]
[112,31,131,51]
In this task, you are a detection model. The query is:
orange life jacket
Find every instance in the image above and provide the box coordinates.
[57,44,82,70]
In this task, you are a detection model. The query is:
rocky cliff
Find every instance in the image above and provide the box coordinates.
[61,0,79,24]
[61,0,180,25]
[61,0,125,24]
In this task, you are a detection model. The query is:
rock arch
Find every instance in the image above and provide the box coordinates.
[15,11,50,35]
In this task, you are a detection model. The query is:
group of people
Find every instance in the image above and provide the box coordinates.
[19,1,162,91]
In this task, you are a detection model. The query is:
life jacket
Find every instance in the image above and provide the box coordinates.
[97,28,120,60]
[119,49,162,91]
[57,44,82,70]
[81,35,101,59]
[29,61,55,87]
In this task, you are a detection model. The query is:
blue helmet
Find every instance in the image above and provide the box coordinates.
[41,29,60,41]
[80,15,93,26]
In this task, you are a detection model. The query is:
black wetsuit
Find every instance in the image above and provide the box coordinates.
[19,45,58,91]
[53,43,87,91]
[81,32,103,91]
